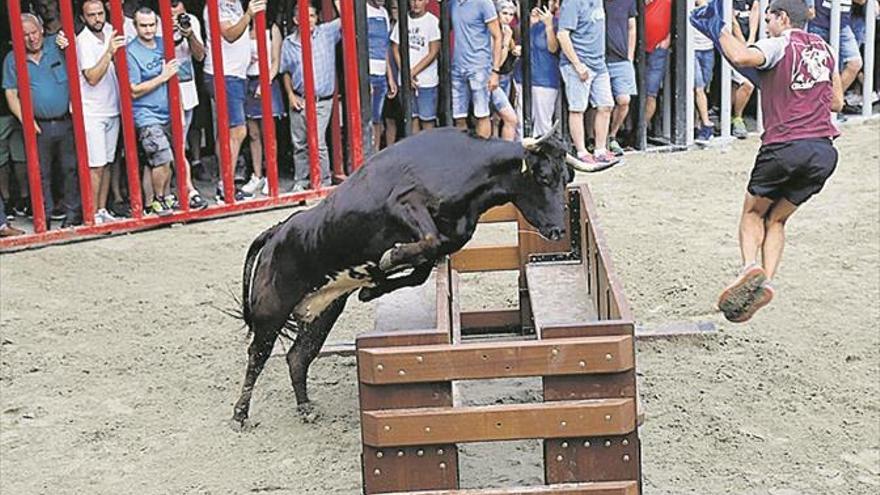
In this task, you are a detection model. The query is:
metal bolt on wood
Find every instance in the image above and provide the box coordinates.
[377,364,384,371]
[584,441,591,448]
[416,356,424,363]
[398,369,406,376]
[561,442,569,448]
[623,454,631,462]
[376,451,384,458]
[605,440,612,447]
[437,449,444,455]
[397,450,405,457]
[417,449,424,457]
[374,469,381,476]
[605,353,613,361]
[556,455,564,461]
[560,421,567,427]
[605,414,612,421]
[439,462,447,470]
[578,360,586,368]
[622,439,629,446]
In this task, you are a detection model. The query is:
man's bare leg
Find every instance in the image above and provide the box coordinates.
[733,82,754,120]
[645,95,658,125]
[568,110,587,156]
[761,198,799,280]
[738,193,774,267]
[610,95,631,138]
[593,106,612,153]
[90,167,103,211]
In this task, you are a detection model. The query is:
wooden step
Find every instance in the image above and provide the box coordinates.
[358,336,634,384]
[362,398,635,447]
[384,480,639,495]
[526,262,598,335]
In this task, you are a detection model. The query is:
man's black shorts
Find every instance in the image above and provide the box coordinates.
[748,137,838,206]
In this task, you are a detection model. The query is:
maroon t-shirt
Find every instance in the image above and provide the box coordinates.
[752,29,840,145]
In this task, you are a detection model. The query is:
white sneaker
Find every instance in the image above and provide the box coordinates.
[261,178,269,196]
[241,175,265,195]
[94,208,117,224]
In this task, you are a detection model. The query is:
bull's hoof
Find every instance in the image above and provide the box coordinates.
[229,416,259,432]
[296,402,320,423]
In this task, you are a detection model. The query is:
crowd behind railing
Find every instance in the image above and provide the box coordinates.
[0,0,877,238]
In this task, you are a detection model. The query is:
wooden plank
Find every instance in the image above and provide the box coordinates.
[451,245,521,272]
[479,203,519,223]
[545,432,641,484]
[358,336,634,384]
[362,398,636,447]
[526,262,598,335]
[365,444,459,494]
[383,480,639,495]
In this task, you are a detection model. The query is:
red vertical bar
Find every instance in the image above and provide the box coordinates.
[254,11,279,197]
[321,0,343,181]
[157,0,189,211]
[297,0,322,189]
[7,1,47,232]
[109,0,144,218]
[340,0,364,170]
[59,0,96,225]
[205,0,236,203]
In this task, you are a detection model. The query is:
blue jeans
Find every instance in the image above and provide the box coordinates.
[370,75,388,124]
[645,48,670,97]
[694,49,715,89]
[204,74,247,128]
[411,86,438,121]
[36,118,80,222]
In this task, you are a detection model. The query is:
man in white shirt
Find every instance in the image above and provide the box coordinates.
[204,0,265,201]
[391,0,441,134]
[77,0,125,224]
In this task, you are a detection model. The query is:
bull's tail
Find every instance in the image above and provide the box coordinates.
[241,222,285,329]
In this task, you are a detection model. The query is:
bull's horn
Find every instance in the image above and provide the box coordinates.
[522,121,561,150]
[565,153,617,173]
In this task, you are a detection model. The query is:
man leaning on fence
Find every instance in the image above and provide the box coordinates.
[127,7,179,217]
[3,13,81,229]
[281,0,342,192]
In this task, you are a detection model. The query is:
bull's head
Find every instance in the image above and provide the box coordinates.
[516,123,617,241]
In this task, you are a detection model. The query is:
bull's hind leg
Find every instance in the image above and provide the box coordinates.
[232,323,279,428]
[286,295,348,419]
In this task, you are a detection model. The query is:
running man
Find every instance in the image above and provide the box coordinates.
[697,0,844,322]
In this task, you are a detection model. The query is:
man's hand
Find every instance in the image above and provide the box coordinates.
[574,62,590,82]
[511,44,522,57]
[106,29,125,55]
[410,74,419,89]
[161,59,180,81]
[501,24,513,45]
[387,77,398,99]
[488,71,500,91]
[289,92,304,111]
[178,22,194,40]
[538,6,553,27]
[248,0,267,18]
[56,31,69,50]
[657,34,671,50]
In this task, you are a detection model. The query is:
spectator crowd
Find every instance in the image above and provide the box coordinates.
[0,0,877,238]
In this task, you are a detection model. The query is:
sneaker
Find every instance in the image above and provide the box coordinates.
[717,264,766,321]
[12,199,28,217]
[731,117,748,139]
[696,124,714,143]
[289,182,309,194]
[147,197,172,217]
[593,151,621,167]
[261,178,269,196]
[50,206,66,221]
[163,194,180,210]
[188,192,208,210]
[241,175,266,195]
[214,186,251,204]
[0,224,25,237]
[728,282,775,323]
[108,200,131,218]
[94,208,117,225]
[608,137,625,157]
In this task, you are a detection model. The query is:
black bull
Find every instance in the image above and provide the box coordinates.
[232,128,612,425]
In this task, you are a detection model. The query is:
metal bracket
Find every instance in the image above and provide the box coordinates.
[529,188,583,263]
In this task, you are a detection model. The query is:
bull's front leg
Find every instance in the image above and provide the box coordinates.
[359,262,434,302]
[379,194,442,272]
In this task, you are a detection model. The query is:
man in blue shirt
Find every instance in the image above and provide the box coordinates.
[604,0,638,155]
[126,7,180,217]
[558,0,618,167]
[281,1,342,191]
[808,0,864,95]
[3,13,81,227]
[451,0,504,138]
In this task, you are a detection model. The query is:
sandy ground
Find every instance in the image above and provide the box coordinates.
[1,120,878,495]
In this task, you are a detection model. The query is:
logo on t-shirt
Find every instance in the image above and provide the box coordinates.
[790,41,831,91]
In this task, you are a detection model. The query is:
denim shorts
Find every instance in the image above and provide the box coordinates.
[452,66,491,119]
[245,77,285,119]
[808,24,861,67]
[204,74,247,128]
[491,86,513,113]
[370,74,388,124]
[411,85,438,121]
[694,49,715,89]
[645,47,670,97]
[560,64,614,112]
[606,60,637,97]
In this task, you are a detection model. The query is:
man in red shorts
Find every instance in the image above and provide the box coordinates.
[713,0,844,322]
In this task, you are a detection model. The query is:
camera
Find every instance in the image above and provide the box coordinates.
[177,13,191,30]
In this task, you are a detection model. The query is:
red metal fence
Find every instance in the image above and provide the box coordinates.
[1,0,365,250]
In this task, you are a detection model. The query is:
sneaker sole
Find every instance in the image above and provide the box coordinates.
[718,265,766,318]
[728,284,775,323]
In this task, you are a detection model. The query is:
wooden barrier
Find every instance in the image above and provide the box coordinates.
[356,185,641,494]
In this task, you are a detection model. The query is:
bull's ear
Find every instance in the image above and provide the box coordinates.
[520,159,529,174]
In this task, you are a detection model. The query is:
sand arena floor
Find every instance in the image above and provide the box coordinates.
[1,121,878,494]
